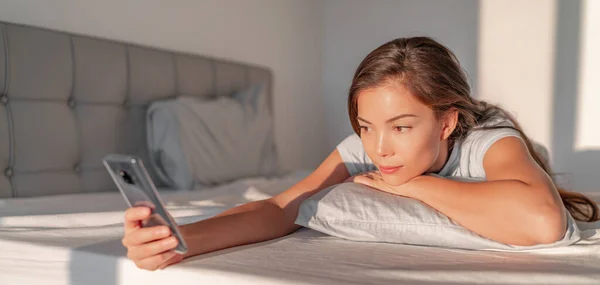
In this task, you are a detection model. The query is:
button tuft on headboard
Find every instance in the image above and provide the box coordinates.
[4,167,13,178]
[67,97,76,108]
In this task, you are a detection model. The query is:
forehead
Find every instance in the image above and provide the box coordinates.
[356,82,431,118]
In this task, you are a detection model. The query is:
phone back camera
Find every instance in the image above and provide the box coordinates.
[119,170,134,185]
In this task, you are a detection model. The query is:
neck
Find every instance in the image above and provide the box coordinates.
[427,140,452,174]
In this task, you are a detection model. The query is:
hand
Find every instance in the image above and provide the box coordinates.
[121,207,185,271]
[351,171,419,197]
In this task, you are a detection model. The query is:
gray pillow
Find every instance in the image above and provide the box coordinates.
[295,182,582,251]
[147,84,279,189]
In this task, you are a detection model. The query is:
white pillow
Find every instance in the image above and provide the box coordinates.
[147,85,279,189]
[295,182,581,251]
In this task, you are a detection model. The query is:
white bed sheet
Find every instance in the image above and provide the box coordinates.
[1,172,599,285]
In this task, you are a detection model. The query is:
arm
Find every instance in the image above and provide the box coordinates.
[358,137,566,246]
[177,149,351,256]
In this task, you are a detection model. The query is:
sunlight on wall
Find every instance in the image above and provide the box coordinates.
[477,0,557,151]
[575,0,600,151]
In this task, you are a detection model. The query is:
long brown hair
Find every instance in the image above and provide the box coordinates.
[348,37,599,222]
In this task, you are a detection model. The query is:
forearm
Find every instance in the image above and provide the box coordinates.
[179,200,298,258]
[406,176,565,245]
[211,199,266,218]
[176,150,350,258]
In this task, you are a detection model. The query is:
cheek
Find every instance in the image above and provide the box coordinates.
[404,132,441,169]
[406,140,435,163]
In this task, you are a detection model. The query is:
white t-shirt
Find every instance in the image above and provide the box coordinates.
[336,115,522,180]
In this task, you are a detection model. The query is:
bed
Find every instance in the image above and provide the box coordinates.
[1,21,599,285]
[1,176,599,285]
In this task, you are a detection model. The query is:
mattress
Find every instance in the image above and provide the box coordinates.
[1,172,599,285]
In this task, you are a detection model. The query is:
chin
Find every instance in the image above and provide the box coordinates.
[381,174,410,186]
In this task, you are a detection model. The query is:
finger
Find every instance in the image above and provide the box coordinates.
[135,250,179,271]
[158,253,185,270]
[124,207,151,234]
[128,236,179,260]
[372,171,383,179]
[354,175,376,188]
[357,175,389,192]
[122,225,171,247]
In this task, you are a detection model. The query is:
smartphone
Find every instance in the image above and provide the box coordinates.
[103,154,188,254]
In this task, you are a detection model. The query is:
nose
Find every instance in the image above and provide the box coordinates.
[375,132,394,157]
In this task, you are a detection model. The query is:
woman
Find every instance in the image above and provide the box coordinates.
[121,37,599,270]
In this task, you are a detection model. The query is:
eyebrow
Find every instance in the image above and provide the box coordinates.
[357,114,417,124]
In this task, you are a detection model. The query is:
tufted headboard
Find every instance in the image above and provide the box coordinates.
[0,21,273,198]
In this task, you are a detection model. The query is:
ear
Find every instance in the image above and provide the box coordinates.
[440,109,459,141]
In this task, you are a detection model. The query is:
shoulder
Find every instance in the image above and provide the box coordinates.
[339,133,361,144]
[463,114,522,151]
[335,133,376,176]
[336,133,364,154]
[455,114,524,178]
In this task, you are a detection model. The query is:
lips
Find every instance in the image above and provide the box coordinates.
[378,165,402,174]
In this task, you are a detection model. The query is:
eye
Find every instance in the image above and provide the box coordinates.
[359,126,371,132]
[394,126,411,133]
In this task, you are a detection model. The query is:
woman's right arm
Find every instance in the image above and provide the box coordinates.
[121,149,350,270]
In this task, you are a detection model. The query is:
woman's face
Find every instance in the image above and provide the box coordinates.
[356,81,453,186]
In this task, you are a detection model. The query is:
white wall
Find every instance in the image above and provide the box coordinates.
[551,0,600,192]
[575,0,600,152]
[478,0,557,152]
[0,0,326,171]
[321,0,479,150]
[477,0,600,191]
